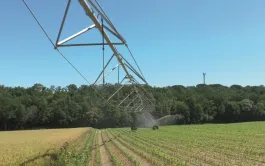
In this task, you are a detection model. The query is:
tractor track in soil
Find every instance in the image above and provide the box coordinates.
[98,130,113,166]
[104,131,135,166]
[88,130,97,166]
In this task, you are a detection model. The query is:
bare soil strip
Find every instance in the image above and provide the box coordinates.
[88,130,97,166]
[104,131,134,166]
[108,142,134,166]
[98,130,113,166]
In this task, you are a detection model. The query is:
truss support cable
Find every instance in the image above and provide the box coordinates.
[94,0,126,43]
[55,0,71,48]
[126,45,146,81]
[23,0,155,115]
[102,17,105,85]
[93,54,115,86]
[22,0,88,84]
[78,0,132,82]
[21,0,113,108]
[118,63,120,84]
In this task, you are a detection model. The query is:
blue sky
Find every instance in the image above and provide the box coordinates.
[1,0,265,87]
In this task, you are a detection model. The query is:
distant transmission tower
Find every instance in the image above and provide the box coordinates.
[203,73,206,85]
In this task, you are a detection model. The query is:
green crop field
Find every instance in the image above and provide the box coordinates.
[106,122,265,166]
[1,122,265,166]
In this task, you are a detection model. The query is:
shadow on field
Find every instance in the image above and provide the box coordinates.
[19,142,69,166]
[19,132,122,165]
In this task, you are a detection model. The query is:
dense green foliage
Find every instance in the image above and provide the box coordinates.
[154,84,265,124]
[1,83,265,130]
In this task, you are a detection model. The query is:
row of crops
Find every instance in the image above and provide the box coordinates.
[111,124,265,166]
[2,122,265,166]
[55,122,265,166]
[106,124,265,166]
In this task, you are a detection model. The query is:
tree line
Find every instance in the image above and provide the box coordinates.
[1,83,265,130]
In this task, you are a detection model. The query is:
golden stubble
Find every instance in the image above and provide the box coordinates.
[0,128,90,166]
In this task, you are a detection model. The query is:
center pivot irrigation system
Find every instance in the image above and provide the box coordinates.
[22,0,157,128]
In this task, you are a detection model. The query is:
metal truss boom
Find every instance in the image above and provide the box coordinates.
[22,0,156,119]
